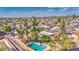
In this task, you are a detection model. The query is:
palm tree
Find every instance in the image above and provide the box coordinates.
[30,17,39,42]
[22,19,31,42]
[16,18,31,43]
[24,29,30,43]
[60,19,66,34]
[59,19,72,50]
[31,17,37,26]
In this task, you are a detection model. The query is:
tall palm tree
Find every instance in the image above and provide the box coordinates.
[59,19,72,50]
[18,19,31,43]
[30,17,39,41]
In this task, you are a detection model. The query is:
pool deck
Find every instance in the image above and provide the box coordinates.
[44,45,51,51]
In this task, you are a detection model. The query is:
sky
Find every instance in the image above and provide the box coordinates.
[0,7,79,17]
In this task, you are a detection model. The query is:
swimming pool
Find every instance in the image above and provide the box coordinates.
[29,43,46,51]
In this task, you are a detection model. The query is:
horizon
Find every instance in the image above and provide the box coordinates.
[0,7,79,17]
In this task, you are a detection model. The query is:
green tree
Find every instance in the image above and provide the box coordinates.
[59,19,72,50]
[31,17,37,26]
[30,17,39,41]
[30,17,44,42]
[42,35,50,42]
[24,29,29,42]
[2,25,11,33]
[60,19,66,34]
[31,31,38,42]
[16,29,24,39]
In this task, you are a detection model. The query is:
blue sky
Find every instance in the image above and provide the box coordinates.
[0,7,79,17]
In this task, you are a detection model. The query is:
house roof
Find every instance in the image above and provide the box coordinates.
[73,31,79,37]
[40,31,54,36]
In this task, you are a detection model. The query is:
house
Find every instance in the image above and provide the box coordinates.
[50,27,60,32]
[69,31,79,48]
[40,31,54,36]
[74,28,79,31]
[40,25,50,29]
[73,31,79,37]
[10,30,18,36]
[70,31,79,42]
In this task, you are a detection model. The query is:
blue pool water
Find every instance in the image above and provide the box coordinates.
[29,43,46,51]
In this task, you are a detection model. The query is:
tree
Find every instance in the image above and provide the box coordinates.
[42,35,50,42]
[72,14,76,19]
[30,17,44,42]
[30,17,39,41]
[31,30,38,42]
[31,17,37,26]
[3,20,8,25]
[16,29,24,39]
[24,29,29,43]
[2,25,11,33]
[59,19,72,50]
[59,34,72,50]
[60,19,66,34]
[37,26,44,33]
